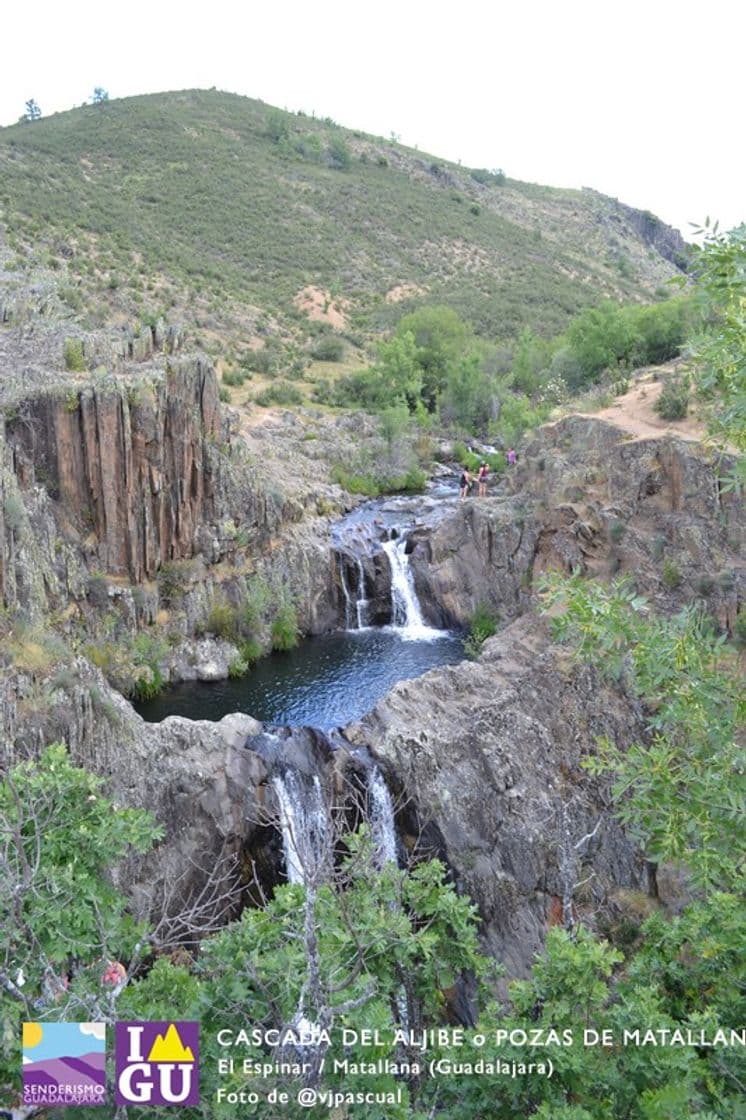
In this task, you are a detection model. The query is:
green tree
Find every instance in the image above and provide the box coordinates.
[563,301,640,386]
[0,745,160,1100]
[395,305,471,410]
[540,576,745,892]
[91,86,109,105]
[23,98,41,122]
[511,326,552,394]
[688,222,746,473]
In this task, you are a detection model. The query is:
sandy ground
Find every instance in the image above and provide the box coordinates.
[577,363,708,443]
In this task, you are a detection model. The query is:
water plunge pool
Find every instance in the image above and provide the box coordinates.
[135,627,464,730]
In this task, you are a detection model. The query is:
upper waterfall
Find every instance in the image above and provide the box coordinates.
[382,536,444,641]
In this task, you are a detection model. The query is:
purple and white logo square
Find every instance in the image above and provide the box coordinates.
[22,1022,106,1107]
[115,1021,199,1106]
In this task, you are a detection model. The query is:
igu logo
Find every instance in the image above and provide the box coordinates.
[115,1022,199,1106]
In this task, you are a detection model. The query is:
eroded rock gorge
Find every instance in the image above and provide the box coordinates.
[1,357,744,980]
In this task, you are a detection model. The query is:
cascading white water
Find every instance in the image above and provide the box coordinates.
[338,553,371,630]
[355,558,370,629]
[338,555,355,630]
[368,764,398,866]
[382,537,443,641]
[272,770,328,885]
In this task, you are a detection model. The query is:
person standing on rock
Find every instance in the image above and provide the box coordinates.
[507,448,517,466]
[459,468,473,500]
[477,461,489,497]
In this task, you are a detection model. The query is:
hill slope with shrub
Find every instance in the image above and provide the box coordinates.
[0,88,689,362]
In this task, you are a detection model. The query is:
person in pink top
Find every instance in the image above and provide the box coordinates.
[507,448,517,466]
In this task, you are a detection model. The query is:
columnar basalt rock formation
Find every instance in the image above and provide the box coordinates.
[4,358,220,582]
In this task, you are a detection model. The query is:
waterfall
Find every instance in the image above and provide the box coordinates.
[272,770,328,885]
[337,553,370,631]
[382,536,442,641]
[368,764,398,866]
[338,554,355,630]
[355,558,370,629]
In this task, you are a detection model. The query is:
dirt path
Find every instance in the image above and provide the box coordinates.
[576,363,708,443]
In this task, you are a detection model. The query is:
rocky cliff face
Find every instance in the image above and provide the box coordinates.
[404,418,743,634]
[0,620,653,981]
[4,358,220,584]
[349,617,651,978]
[0,355,346,651]
[0,658,266,919]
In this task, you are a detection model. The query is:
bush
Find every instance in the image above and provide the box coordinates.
[331,465,381,497]
[327,138,351,170]
[3,494,25,532]
[222,367,248,387]
[157,559,196,605]
[244,348,278,376]
[227,655,249,678]
[240,637,263,664]
[464,603,499,658]
[255,382,303,407]
[662,559,683,589]
[63,338,86,372]
[655,374,690,420]
[453,443,504,475]
[204,596,240,641]
[310,335,345,362]
[384,466,428,493]
[609,520,626,544]
[271,599,299,651]
[87,571,109,608]
[470,168,506,186]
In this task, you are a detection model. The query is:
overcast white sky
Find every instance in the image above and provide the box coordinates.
[3,0,743,240]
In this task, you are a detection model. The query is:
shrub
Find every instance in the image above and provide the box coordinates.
[63,338,86,372]
[244,348,278,376]
[271,599,299,651]
[3,494,25,531]
[452,443,505,475]
[384,466,427,493]
[464,603,499,658]
[327,138,351,170]
[609,521,626,544]
[662,559,683,589]
[310,336,345,362]
[228,655,249,678]
[219,386,231,403]
[470,167,506,186]
[655,374,690,420]
[255,382,303,407]
[331,465,381,497]
[157,559,196,605]
[240,637,263,664]
[87,571,109,608]
[204,596,240,641]
[243,575,272,632]
[222,368,248,387]
[131,663,164,702]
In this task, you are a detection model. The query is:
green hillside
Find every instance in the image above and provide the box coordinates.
[0,88,687,359]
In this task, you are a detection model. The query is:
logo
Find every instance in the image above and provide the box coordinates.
[115,1022,199,1106]
[22,1022,106,1107]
